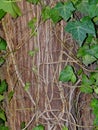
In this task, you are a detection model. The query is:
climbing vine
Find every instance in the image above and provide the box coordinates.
[0,0,98,130]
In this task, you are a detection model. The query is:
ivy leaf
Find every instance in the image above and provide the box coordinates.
[50,2,62,23]
[0,95,4,101]
[90,98,98,126]
[94,117,98,126]
[41,6,51,21]
[65,17,95,46]
[89,0,98,4]
[80,85,93,93]
[8,91,14,102]
[81,74,93,86]
[90,73,98,86]
[77,0,98,18]
[0,9,6,20]
[24,82,31,91]
[0,57,5,67]
[57,1,75,21]
[82,54,96,66]
[62,126,68,130]
[0,110,6,121]
[71,0,81,5]
[88,1,98,18]
[80,74,93,93]
[20,121,27,130]
[28,48,39,57]
[0,0,21,18]
[26,0,40,4]
[0,80,8,94]
[33,124,45,130]
[77,45,89,58]
[59,65,76,83]
[94,87,98,94]
[88,44,98,58]
[0,126,9,130]
[28,18,37,35]
[12,2,22,17]
[76,0,89,15]
[0,38,7,51]
[91,98,98,108]
[77,43,98,66]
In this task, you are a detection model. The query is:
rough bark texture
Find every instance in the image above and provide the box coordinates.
[0,0,94,130]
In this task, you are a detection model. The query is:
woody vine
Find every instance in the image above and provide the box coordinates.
[0,0,98,130]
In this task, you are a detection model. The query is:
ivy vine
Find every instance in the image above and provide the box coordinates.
[0,0,98,129]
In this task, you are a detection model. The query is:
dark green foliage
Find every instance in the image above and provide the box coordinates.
[65,17,95,46]
[0,0,21,18]
[91,98,98,126]
[33,124,45,130]
[0,9,6,20]
[0,80,8,94]
[59,65,77,83]
[0,38,7,51]
[26,0,40,4]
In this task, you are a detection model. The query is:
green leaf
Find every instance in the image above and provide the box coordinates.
[80,74,93,93]
[0,110,6,121]
[62,126,68,130]
[94,117,98,126]
[26,0,40,4]
[28,18,37,35]
[77,42,98,66]
[88,1,98,18]
[0,126,9,130]
[0,9,6,20]
[91,98,98,108]
[90,73,98,86]
[0,95,4,101]
[77,0,98,18]
[77,69,83,75]
[0,38,7,51]
[71,73,77,83]
[81,74,93,86]
[33,124,45,130]
[24,82,31,91]
[8,91,14,102]
[0,57,5,67]
[41,6,51,21]
[59,65,76,83]
[89,0,98,4]
[82,54,96,66]
[65,17,95,46]
[50,3,62,23]
[20,121,27,130]
[88,44,98,58]
[57,1,75,21]
[76,0,89,15]
[77,45,89,58]
[0,80,8,94]
[80,85,93,93]
[94,87,98,94]
[90,98,98,126]
[71,0,81,5]
[12,2,22,17]
[0,0,21,18]
[28,48,39,57]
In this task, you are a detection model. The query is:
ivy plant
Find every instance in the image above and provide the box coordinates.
[1,0,98,129]
[0,0,21,18]
[32,124,45,130]
[25,0,98,128]
[0,37,7,66]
